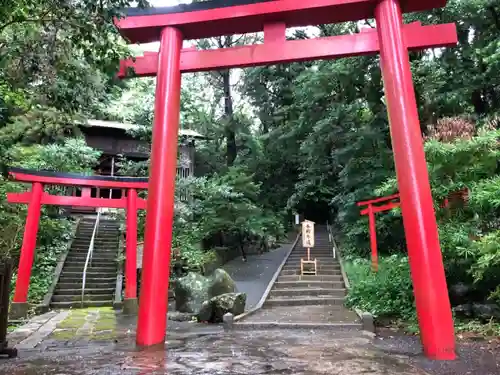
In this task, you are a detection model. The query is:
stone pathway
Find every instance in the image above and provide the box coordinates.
[0,328,436,374]
[223,242,293,310]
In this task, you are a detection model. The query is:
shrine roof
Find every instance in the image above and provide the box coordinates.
[84,119,206,139]
[115,0,448,43]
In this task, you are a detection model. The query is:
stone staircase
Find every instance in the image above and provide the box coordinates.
[50,216,120,309]
[239,225,361,327]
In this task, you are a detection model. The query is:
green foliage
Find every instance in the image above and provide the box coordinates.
[16,219,73,304]
[344,255,416,321]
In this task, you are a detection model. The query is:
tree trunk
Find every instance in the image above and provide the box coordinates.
[222,69,237,167]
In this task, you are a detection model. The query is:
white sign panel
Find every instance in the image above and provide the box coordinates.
[302,220,315,248]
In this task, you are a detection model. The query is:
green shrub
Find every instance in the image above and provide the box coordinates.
[344,255,416,321]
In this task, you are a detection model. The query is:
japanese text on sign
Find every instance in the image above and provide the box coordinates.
[302,220,315,248]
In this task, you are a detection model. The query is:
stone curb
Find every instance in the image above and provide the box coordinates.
[113,230,125,310]
[231,321,363,331]
[331,233,375,333]
[231,232,302,324]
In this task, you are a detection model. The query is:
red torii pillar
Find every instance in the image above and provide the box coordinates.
[115,0,457,359]
[7,168,147,318]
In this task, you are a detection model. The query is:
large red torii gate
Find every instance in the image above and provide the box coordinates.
[7,168,147,317]
[115,0,457,359]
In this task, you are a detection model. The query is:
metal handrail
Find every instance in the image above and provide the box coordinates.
[81,210,101,307]
[326,221,336,259]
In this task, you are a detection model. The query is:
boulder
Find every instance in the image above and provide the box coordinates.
[197,293,247,323]
[174,272,211,313]
[208,269,237,297]
[453,303,500,321]
[449,282,473,306]
[471,303,500,321]
[174,268,237,314]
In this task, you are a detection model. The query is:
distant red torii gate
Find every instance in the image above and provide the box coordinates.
[7,168,147,317]
[358,194,401,272]
[114,0,458,359]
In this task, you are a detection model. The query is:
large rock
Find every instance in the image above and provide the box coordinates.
[174,269,237,314]
[449,282,474,306]
[197,293,247,323]
[209,268,237,296]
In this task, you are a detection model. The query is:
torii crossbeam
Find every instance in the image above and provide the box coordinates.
[115,0,457,360]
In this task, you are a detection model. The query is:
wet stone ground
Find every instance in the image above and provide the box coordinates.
[1,329,424,375]
[3,326,499,375]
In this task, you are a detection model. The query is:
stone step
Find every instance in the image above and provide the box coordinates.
[287,257,336,262]
[67,252,117,258]
[288,253,337,261]
[264,296,345,307]
[273,280,345,289]
[278,275,344,282]
[283,264,340,270]
[50,300,114,309]
[269,288,346,298]
[54,287,115,295]
[71,237,118,247]
[280,269,342,276]
[76,231,119,236]
[59,272,116,280]
[64,260,116,267]
[51,293,114,302]
[57,281,116,289]
[63,266,116,273]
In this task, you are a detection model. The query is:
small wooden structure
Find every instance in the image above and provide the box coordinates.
[300,220,317,276]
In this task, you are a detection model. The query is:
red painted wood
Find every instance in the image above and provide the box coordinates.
[264,22,286,44]
[357,193,400,207]
[360,201,400,215]
[136,27,182,348]
[13,183,43,303]
[367,205,378,272]
[376,0,455,359]
[10,171,148,189]
[7,192,148,210]
[118,23,457,76]
[115,0,447,43]
[126,189,138,300]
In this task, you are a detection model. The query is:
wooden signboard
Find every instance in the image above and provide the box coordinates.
[301,220,317,275]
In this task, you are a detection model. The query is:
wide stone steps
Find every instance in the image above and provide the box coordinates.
[52,293,114,302]
[50,300,114,308]
[269,288,346,298]
[50,217,120,309]
[277,274,344,282]
[264,296,345,307]
[280,269,341,276]
[64,260,116,267]
[273,280,345,289]
[53,288,115,296]
[65,253,117,260]
[56,281,116,290]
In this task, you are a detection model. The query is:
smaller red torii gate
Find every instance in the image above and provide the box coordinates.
[358,193,401,272]
[7,168,147,318]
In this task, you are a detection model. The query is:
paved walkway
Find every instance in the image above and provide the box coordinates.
[223,242,293,310]
[5,323,499,374]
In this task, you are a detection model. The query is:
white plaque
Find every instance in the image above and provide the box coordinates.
[301,220,315,248]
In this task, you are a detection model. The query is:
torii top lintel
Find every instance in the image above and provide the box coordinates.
[8,167,148,189]
[115,0,448,43]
